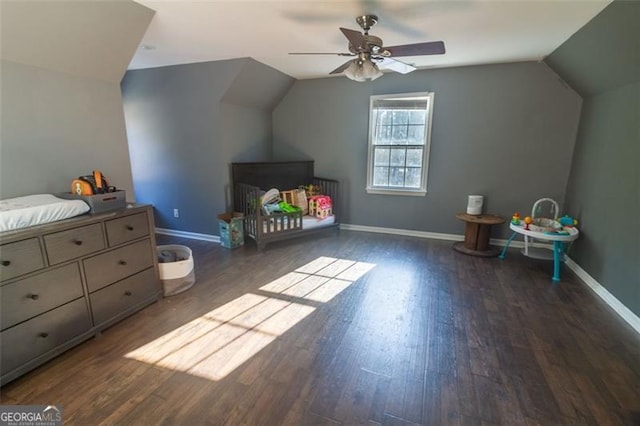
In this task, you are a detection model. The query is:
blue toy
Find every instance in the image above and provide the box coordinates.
[558,215,578,227]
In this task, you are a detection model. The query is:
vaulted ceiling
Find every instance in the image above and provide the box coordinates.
[129,0,612,79]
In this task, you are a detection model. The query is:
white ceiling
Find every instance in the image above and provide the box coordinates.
[129,0,612,80]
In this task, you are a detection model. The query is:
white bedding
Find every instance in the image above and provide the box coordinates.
[0,194,90,232]
[263,214,335,233]
[302,215,335,229]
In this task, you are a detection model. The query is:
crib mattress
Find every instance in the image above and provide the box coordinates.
[0,194,90,232]
[263,214,336,233]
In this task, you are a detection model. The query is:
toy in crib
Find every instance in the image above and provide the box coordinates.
[308,195,332,219]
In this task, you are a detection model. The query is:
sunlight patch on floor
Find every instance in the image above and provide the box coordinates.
[125,256,376,381]
[262,257,376,302]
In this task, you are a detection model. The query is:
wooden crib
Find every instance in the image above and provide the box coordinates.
[232,161,339,250]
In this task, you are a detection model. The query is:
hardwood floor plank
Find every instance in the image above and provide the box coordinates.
[1,231,639,425]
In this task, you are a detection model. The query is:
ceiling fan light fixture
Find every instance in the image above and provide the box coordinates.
[344,57,383,82]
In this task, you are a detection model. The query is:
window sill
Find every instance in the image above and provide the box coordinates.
[366,187,427,197]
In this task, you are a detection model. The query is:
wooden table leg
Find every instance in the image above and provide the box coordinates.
[464,222,480,250]
[453,213,506,257]
[476,223,491,251]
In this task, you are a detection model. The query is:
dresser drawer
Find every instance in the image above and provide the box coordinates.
[105,212,150,247]
[90,268,159,326]
[0,298,91,375]
[0,238,45,282]
[44,223,105,265]
[1,263,84,330]
[83,239,154,293]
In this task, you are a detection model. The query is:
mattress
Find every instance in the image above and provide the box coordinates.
[263,214,336,234]
[0,194,90,232]
[302,215,335,229]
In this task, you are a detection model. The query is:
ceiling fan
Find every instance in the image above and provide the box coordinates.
[289,15,445,82]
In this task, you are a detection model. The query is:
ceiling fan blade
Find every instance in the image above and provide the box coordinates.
[329,59,354,75]
[377,57,416,74]
[340,27,366,51]
[289,52,354,56]
[384,41,445,57]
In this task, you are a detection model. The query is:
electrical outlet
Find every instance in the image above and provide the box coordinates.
[173,208,180,218]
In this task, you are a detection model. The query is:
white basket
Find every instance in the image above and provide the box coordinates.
[157,245,195,296]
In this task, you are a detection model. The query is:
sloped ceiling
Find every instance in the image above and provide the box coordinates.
[130,0,611,80]
[221,59,295,110]
[0,0,154,82]
[545,0,640,97]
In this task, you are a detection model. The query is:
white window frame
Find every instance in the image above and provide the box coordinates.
[366,91,435,196]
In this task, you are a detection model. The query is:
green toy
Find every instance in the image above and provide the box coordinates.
[278,201,300,213]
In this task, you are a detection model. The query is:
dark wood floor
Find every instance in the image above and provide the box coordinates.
[2,230,640,425]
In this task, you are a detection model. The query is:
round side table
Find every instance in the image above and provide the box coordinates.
[453,213,506,257]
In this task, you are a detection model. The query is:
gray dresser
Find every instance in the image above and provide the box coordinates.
[0,204,161,385]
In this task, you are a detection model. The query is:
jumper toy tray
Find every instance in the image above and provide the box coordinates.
[530,197,559,230]
[500,197,580,282]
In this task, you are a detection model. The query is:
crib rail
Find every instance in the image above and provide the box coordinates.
[233,177,339,249]
[233,182,303,241]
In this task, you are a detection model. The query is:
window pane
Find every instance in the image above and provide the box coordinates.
[389,167,405,187]
[378,109,393,125]
[392,110,409,125]
[389,148,406,166]
[375,125,392,144]
[374,147,390,165]
[405,167,422,188]
[373,167,389,186]
[406,148,423,167]
[407,125,425,145]
[409,110,426,125]
[391,125,408,144]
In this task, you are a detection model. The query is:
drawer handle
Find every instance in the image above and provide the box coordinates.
[1,260,10,266]
[126,225,135,231]
[27,293,40,300]
[74,240,83,246]
[118,260,128,266]
[39,332,49,338]
[124,291,132,296]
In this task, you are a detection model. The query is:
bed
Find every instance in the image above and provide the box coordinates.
[232,161,339,250]
[0,194,90,233]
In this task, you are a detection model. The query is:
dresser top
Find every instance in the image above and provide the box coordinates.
[0,203,152,243]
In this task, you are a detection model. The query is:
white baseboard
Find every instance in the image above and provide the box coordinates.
[340,223,463,242]
[339,223,547,249]
[341,222,640,335]
[155,227,219,243]
[564,257,640,335]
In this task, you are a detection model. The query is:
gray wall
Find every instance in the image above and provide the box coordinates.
[121,58,294,234]
[0,0,153,200]
[273,62,582,238]
[0,60,136,199]
[545,0,640,317]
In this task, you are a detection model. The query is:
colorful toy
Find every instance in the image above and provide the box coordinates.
[511,212,520,225]
[301,184,321,198]
[278,201,300,213]
[309,195,332,218]
[558,215,578,227]
[524,216,533,230]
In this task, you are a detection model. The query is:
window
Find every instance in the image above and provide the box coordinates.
[366,92,434,196]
